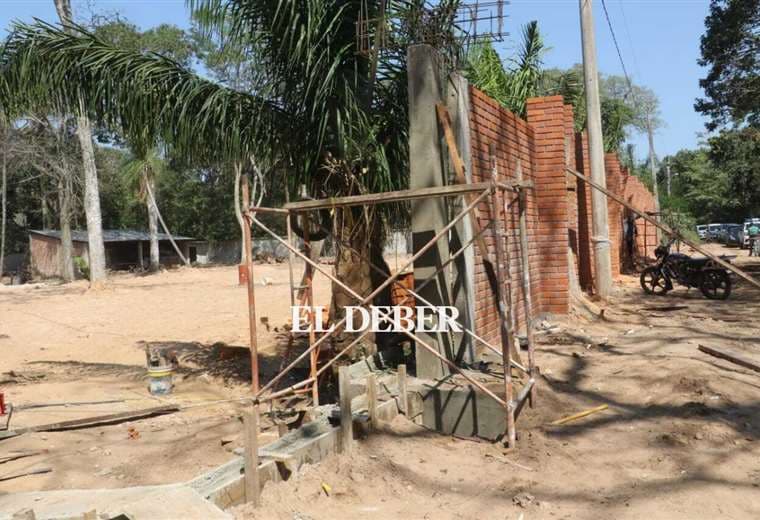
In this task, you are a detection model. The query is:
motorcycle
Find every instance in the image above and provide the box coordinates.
[640,239,733,300]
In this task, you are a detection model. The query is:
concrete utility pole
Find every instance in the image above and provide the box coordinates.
[645,112,662,242]
[579,0,613,298]
[666,160,671,197]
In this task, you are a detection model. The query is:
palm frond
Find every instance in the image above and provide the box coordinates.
[1,20,282,165]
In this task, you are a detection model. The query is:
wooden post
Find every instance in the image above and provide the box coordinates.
[243,403,260,505]
[242,177,260,393]
[367,373,378,430]
[397,364,408,415]
[302,211,319,406]
[285,191,296,308]
[515,161,537,405]
[137,241,144,270]
[338,366,352,453]
[489,145,516,447]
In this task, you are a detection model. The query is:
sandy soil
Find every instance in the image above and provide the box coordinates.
[234,244,760,520]
[2,245,760,519]
[0,261,331,493]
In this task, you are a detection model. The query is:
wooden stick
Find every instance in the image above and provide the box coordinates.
[1,405,179,438]
[302,211,319,406]
[16,399,126,410]
[242,177,260,393]
[489,144,516,447]
[243,404,260,505]
[283,182,492,211]
[566,166,760,291]
[435,103,491,269]
[367,373,378,430]
[0,467,52,482]
[515,160,537,406]
[550,404,609,425]
[339,366,353,453]
[698,345,760,373]
[397,364,408,415]
[0,451,44,464]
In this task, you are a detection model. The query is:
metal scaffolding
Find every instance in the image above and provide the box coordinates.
[241,172,537,446]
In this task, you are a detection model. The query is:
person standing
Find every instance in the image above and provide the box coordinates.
[749,223,760,256]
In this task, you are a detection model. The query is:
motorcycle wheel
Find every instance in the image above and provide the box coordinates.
[700,270,731,300]
[640,266,670,295]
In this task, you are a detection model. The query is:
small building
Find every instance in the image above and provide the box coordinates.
[29,229,194,278]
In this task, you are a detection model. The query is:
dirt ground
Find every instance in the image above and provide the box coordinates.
[0,261,332,493]
[2,245,760,519]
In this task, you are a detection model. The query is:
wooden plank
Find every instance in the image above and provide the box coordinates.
[698,344,760,373]
[366,373,378,430]
[566,166,760,291]
[242,177,260,393]
[338,366,353,453]
[436,103,490,263]
[283,182,492,211]
[243,404,260,505]
[0,405,179,439]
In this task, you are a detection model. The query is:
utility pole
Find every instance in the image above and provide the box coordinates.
[645,111,661,242]
[579,0,613,299]
[666,160,671,197]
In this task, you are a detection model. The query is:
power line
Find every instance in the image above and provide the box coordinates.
[600,0,634,95]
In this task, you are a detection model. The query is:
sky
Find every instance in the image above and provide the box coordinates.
[0,0,713,159]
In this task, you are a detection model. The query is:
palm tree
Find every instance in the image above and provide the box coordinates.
[0,1,462,315]
[465,21,546,117]
[121,147,189,271]
[54,0,108,286]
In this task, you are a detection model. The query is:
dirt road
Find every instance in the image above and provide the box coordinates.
[2,246,760,519]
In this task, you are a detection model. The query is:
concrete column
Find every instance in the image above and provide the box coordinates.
[408,44,454,380]
[446,71,475,365]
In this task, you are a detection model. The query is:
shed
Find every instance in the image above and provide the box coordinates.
[29,229,194,278]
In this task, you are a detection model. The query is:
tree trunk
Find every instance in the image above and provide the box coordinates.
[57,177,75,282]
[55,0,107,286]
[144,174,189,265]
[76,111,107,285]
[1,150,6,280]
[40,177,49,228]
[233,163,246,263]
[146,174,160,271]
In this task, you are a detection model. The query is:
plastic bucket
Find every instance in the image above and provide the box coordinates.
[147,366,174,395]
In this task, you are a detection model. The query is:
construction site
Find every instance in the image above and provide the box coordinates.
[2,1,760,519]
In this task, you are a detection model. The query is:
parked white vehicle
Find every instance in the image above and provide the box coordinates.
[696,225,707,239]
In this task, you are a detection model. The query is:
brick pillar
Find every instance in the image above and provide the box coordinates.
[526,96,569,315]
[604,153,623,278]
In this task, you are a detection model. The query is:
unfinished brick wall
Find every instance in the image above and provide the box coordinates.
[604,153,624,278]
[464,87,658,345]
[622,170,658,260]
[468,86,542,345]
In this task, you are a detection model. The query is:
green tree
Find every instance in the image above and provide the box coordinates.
[695,0,760,130]
[466,21,546,117]
[122,147,189,270]
[1,0,462,312]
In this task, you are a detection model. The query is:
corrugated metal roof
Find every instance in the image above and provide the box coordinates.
[30,229,194,243]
